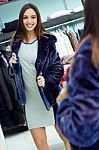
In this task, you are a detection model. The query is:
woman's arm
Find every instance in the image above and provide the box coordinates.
[56,53,99,147]
[44,43,64,90]
[56,82,69,104]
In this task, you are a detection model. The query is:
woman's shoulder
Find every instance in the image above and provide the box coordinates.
[41,32,57,43]
[78,38,92,54]
[75,38,92,61]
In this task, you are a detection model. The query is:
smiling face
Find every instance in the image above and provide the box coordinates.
[15,3,45,41]
[23,8,37,33]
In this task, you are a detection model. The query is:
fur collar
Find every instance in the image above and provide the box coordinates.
[40,33,57,44]
[11,33,57,54]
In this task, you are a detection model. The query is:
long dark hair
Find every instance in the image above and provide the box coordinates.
[12,3,45,42]
[81,0,99,66]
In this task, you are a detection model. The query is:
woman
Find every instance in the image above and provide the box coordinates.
[9,3,63,150]
[56,0,99,149]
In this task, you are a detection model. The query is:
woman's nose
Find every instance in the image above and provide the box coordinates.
[27,17,33,23]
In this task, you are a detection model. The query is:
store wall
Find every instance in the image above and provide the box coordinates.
[65,0,82,10]
[28,0,66,21]
[0,0,27,28]
[0,0,83,28]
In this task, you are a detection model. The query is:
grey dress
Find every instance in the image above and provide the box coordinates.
[18,40,55,129]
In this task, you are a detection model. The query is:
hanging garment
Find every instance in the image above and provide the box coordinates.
[67,30,79,51]
[0,0,8,4]
[0,49,25,128]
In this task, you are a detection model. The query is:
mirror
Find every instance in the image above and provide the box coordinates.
[0,0,84,150]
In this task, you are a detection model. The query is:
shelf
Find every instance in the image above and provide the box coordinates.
[43,10,84,29]
[0,31,13,42]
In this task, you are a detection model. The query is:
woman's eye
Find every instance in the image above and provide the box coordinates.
[23,16,36,19]
[23,16,28,19]
[31,16,36,19]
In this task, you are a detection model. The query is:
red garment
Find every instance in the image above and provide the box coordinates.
[0,0,8,4]
[60,64,71,87]
[0,0,8,1]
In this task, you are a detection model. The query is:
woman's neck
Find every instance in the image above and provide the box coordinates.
[23,32,37,43]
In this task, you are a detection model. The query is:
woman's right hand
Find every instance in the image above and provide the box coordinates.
[9,53,17,67]
[56,82,69,104]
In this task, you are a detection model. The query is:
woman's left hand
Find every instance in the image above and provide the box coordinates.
[37,75,45,87]
[56,86,69,104]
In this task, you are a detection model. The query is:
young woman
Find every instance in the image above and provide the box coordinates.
[9,3,63,150]
[56,0,99,149]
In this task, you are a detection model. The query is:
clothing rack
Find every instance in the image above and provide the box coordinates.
[0,39,11,44]
[0,39,11,47]
[46,17,84,31]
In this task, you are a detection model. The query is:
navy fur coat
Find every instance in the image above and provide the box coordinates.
[10,33,64,110]
[57,39,99,147]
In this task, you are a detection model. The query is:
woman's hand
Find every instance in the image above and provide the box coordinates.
[37,75,45,87]
[56,85,69,104]
[9,53,17,67]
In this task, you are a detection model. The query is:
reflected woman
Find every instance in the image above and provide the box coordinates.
[9,3,63,150]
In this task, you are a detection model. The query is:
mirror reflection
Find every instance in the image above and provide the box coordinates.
[0,0,84,150]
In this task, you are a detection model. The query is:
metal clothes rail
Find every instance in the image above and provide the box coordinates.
[46,17,84,31]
